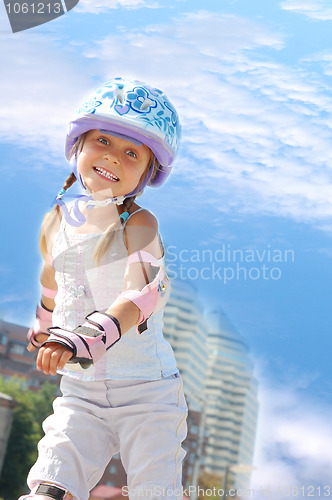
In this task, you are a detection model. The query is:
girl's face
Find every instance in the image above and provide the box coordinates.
[77,130,152,198]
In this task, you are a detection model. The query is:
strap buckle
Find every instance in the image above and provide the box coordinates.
[35,484,67,500]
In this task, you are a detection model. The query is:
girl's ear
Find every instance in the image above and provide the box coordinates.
[69,132,88,160]
[149,158,160,184]
[135,154,157,194]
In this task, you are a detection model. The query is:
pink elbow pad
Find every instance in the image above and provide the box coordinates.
[41,285,57,299]
[117,251,169,332]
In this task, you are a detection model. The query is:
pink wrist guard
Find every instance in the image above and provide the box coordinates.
[45,311,121,368]
[27,303,53,348]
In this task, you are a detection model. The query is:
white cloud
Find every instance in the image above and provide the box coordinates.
[77,0,160,13]
[0,34,95,165]
[302,51,332,80]
[83,12,332,223]
[248,379,332,499]
[164,11,284,52]
[2,10,332,226]
[280,0,332,20]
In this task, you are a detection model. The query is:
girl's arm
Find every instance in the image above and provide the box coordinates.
[27,212,59,351]
[39,208,60,311]
[27,261,58,352]
[106,209,163,331]
[40,261,57,311]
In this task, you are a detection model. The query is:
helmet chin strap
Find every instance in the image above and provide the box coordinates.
[54,193,93,227]
[54,193,127,228]
[85,194,126,208]
[54,183,126,228]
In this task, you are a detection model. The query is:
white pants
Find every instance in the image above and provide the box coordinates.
[27,374,188,500]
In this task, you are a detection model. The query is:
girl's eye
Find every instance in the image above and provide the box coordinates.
[98,137,109,145]
[126,150,137,158]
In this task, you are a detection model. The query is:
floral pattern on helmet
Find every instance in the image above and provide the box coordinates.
[75,78,180,153]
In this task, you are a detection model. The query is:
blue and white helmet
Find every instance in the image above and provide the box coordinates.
[66,77,181,195]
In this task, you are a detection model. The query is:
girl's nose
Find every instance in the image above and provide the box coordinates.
[103,151,119,163]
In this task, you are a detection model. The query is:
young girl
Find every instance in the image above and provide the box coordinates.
[23,77,188,500]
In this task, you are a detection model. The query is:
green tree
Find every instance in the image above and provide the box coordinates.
[197,472,224,500]
[0,377,57,500]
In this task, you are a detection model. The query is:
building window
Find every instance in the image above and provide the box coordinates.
[9,342,26,355]
[191,424,199,434]
[0,333,7,346]
[109,464,117,474]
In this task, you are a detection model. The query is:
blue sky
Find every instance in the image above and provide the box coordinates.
[1,0,332,495]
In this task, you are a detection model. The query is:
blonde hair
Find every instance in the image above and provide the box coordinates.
[39,172,77,260]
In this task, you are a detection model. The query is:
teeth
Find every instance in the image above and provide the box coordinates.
[94,167,119,181]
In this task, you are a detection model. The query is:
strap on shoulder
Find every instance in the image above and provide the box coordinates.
[123,207,151,227]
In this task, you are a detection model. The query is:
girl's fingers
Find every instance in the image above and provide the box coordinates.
[58,349,73,370]
[27,342,36,352]
[36,346,46,371]
[37,344,73,376]
[48,348,63,376]
[38,345,56,375]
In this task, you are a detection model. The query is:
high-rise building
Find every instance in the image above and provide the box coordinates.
[204,310,259,489]
[163,282,258,491]
[0,318,55,390]
[162,279,208,410]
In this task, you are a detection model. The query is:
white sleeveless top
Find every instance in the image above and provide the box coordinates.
[51,209,178,381]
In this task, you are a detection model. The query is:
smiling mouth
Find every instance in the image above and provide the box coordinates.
[93,167,119,182]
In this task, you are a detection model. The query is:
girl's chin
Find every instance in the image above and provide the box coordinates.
[86,184,117,199]
[83,179,137,200]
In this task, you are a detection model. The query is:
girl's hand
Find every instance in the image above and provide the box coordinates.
[36,343,73,376]
[27,333,49,352]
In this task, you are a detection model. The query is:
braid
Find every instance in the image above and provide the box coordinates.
[40,173,78,257]
[63,172,77,190]
[120,196,136,227]
[54,173,77,215]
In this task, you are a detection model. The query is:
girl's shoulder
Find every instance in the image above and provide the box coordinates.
[124,205,158,231]
[123,205,161,256]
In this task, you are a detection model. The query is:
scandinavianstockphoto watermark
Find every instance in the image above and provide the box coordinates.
[165,244,295,284]
[3,0,79,33]
[122,484,332,498]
